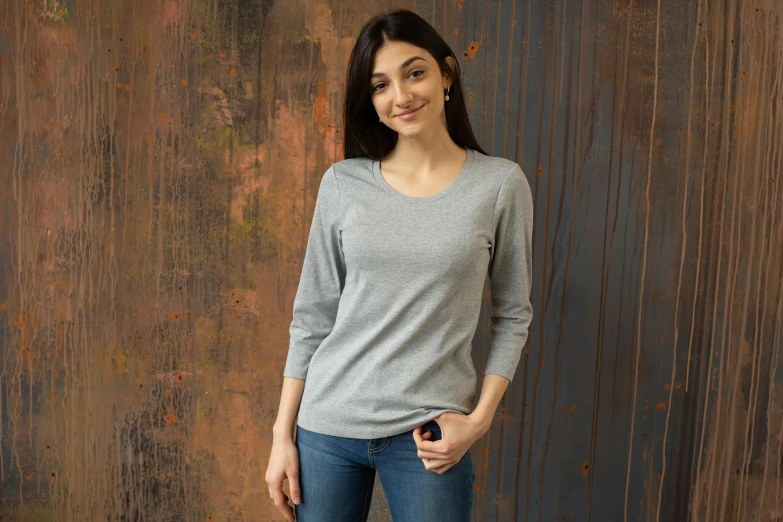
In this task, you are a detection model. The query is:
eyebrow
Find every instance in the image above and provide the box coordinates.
[371,56,427,78]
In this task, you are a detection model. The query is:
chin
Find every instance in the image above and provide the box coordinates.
[393,120,431,138]
[395,128,424,138]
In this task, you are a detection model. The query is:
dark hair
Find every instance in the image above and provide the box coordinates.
[343,9,487,160]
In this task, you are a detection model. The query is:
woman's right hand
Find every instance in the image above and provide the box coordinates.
[265,438,301,522]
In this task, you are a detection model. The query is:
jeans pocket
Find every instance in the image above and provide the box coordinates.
[422,420,441,440]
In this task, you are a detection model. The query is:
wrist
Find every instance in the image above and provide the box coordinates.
[272,422,295,443]
[468,410,493,438]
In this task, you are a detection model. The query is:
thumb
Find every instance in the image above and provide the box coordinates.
[289,471,301,504]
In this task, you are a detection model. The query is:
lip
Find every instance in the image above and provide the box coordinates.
[395,105,424,120]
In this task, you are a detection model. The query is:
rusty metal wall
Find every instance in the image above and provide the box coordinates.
[1,0,782,520]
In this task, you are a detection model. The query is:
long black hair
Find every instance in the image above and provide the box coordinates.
[343,9,487,160]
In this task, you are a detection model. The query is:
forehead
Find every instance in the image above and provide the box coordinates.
[371,41,434,72]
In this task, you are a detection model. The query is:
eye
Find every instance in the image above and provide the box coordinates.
[371,70,424,93]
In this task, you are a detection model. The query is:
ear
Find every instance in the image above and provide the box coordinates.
[442,56,456,89]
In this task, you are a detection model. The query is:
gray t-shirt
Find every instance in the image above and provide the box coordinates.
[284,147,534,439]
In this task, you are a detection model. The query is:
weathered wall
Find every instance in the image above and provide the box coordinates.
[1,0,782,520]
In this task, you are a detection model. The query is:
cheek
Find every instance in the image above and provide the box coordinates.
[371,96,391,115]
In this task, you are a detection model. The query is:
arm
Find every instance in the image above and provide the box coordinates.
[273,377,305,442]
[267,167,344,520]
[275,166,343,439]
[468,373,510,436]
[474,164,534,431]
[282,166,345,379]
[267,376,305,520]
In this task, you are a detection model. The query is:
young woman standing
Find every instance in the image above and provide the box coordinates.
[266,9,533,522]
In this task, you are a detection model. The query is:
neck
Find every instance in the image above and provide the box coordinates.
[384,124,464,174]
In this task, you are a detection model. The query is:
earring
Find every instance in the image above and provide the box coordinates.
[445,87,450,101]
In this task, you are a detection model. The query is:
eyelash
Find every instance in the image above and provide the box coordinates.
[372,70,424,92]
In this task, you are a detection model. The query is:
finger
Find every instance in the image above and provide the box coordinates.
[272,490,295,522]
[423,456,456,474]
[421,456,450,469]
[431,461,454,474]
[283,504,295,522]
[416,438,444,452]
[417,448,445,459]
[422,455,451,464]
[269,481,285,500]
[272,488,290,509]
[288,472,301,505]
[414,428,434,444]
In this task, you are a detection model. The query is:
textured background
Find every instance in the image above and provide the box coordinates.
[1,0,782,520]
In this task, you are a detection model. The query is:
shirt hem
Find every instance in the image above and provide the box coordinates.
[296,408,471,439]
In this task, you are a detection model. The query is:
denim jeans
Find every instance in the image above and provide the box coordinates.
[293,419,475,521]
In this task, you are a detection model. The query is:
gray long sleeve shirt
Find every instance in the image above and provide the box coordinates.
[283,148,534,439]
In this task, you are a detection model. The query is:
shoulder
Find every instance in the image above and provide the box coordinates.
[318,157,377,202]
[471,150,526,184]
[472,153,532,217]
[471,151,529,196]
[330,156,374,178]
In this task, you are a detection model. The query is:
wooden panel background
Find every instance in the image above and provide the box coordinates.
[1,0,782,520]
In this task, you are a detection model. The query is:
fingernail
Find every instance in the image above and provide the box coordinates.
[294,497,301,504]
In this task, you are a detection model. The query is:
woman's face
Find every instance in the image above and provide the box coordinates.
[369,41,452,138]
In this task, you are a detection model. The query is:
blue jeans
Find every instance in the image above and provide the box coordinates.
[294,419,475,521]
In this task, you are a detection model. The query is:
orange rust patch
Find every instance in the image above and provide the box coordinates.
[464,41,481,60]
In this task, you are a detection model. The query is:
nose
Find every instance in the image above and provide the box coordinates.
[392,82,415,106]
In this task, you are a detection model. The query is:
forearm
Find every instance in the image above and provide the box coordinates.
[272,376,306,442]
[469,373,510,436]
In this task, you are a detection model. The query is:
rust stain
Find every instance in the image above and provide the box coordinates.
[464,41,481,60]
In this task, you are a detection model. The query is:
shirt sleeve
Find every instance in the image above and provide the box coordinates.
[486,164,534,382]
[283,166,345,380]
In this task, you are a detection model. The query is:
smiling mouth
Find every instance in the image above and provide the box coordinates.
[396,106,424,117]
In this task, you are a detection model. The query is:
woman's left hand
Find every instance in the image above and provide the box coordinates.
[412,412,483,474]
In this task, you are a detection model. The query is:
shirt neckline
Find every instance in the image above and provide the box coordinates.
[372,148,475,203]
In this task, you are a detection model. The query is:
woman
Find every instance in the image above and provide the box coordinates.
[265,8,533,522]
